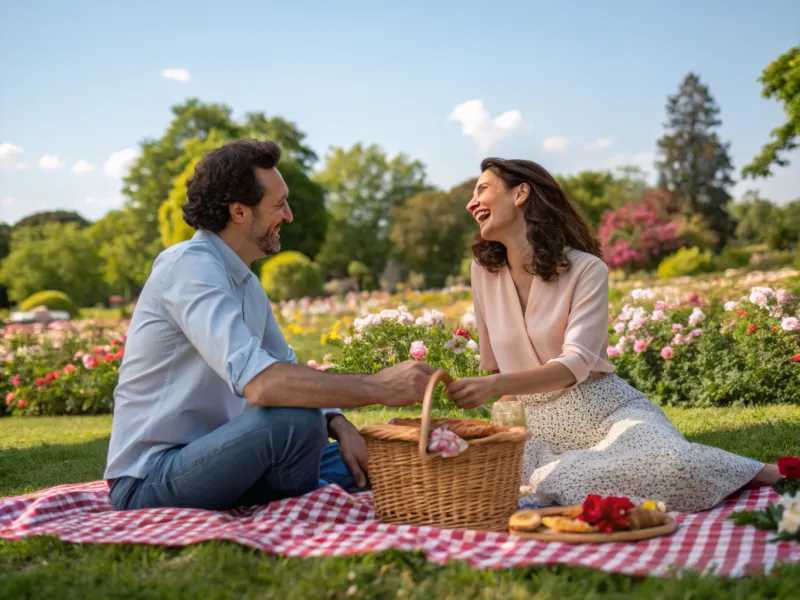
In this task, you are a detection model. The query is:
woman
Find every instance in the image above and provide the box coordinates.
[445,157,780,512]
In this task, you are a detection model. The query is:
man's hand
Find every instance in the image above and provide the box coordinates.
[445,375,499,409]
[371,361,438,407]
[329,415,369,488]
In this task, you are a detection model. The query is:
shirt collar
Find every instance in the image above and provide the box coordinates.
[193,229,253,284]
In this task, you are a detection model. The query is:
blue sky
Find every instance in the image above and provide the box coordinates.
[1,0,798,224]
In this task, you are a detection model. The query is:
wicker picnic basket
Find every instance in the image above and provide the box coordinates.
[360,369,530,531]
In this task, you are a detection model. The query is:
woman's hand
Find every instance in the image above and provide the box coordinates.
[445,375,499,409]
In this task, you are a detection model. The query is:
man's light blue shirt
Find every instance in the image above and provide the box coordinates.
[104,229,340,480]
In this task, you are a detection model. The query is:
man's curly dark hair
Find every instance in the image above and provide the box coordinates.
[472,158,603,281]
[183,139,281,232]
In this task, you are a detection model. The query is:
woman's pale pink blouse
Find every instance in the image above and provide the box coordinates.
[471,248,615,387]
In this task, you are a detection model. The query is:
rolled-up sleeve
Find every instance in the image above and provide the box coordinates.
[471,262,498,372]
[548,259,609,386]
[162,257,279,397]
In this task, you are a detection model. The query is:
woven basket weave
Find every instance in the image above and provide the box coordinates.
[360,369,530,531]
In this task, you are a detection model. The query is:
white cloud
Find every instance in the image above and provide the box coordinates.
[104,148,140,179]
[71,159,96,175]
[0,142,29,171]
[1,196,15,206]
[583,138,612,151]
[449,99,526,152]
[38,154,64,170]
[161,68,191,83]
[541,137,570,153]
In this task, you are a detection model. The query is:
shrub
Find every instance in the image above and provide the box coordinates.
[749,250,795,271]
[19,291,79,316]
[260,251,323,301]
[324,307,485,412]
[347,261,375,291]
[1,324,126,416]
[608,286,800,406]
[656,247,717,279]
[598,189,685,273]
[719,246,752,270]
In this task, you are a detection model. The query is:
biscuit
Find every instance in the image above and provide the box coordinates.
[541,516,597,533]
[508,510,542,532]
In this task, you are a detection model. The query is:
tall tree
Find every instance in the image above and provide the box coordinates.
[742,46,800,178]
[122,99,320,270]
[0,223,106,306]
[656,73,736,247]
[13,210,90,229]
[731,190,779,244]
[314,143,430,276]
[0,222,10,308]
[390,180,477,288]
[88,209,156,301]
[157,131,327,259]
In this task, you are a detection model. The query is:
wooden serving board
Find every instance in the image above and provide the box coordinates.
[508,505,678,544]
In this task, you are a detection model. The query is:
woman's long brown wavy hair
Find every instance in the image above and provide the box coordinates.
[472,158,603,281]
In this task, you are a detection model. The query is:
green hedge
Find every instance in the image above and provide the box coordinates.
[19,291,79,316]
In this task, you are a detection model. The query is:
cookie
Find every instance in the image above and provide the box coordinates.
[541,516,597,533]
[508,510,542,532]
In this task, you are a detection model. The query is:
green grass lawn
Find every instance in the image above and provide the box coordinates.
[1,407,799,599]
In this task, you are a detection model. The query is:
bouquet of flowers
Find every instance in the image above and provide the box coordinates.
[729,457,800,542]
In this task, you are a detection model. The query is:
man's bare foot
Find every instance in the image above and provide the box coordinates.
[744,464,781,489]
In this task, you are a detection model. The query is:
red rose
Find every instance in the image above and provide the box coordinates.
[737,310,747,317]
[578,494,635,532]
[793,354,800,363]
[771,326,778,333]
[747,324,758,335]
[45,373,55,383]
[453,328,470,340]
[35,378,45,388]
[778,456,800,480]
[578,494,603,523]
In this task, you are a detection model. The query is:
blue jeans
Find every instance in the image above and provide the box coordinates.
[108,405,363,511]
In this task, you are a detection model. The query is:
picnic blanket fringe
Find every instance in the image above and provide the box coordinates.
[1,482,798,578]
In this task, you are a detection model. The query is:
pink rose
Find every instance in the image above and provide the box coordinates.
[427,427,468,458]
[82,354,98,370]
[781,317,800,332]
[35,378,45,388]
[614,322,626,334]
[688,328,703,339]
[11,374,20,387]
[607,346,621,358]
[672,324,683,332]
[409,340,428,361]
[654,301,666,311]
[633,339,648,353]
[17,399,26,408]
[5,392,14,405]
[64,364,76,374]
[661,346,674,359]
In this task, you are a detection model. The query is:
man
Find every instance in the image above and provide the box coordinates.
[105,139,436,510]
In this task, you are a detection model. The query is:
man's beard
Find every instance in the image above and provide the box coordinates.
[256,227,281,257]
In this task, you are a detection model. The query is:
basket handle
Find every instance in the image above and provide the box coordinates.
[418,368,454,461]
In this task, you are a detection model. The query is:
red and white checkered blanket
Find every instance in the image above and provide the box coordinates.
[1,482,798,578]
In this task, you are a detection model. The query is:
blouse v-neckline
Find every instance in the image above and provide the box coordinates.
[503,265,536,318]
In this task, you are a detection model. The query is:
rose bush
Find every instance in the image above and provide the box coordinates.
[324,306,484,410]
[609,285,800,406]
[1,320,126,416]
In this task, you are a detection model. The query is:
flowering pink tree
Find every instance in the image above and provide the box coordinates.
[598,189,685,272]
